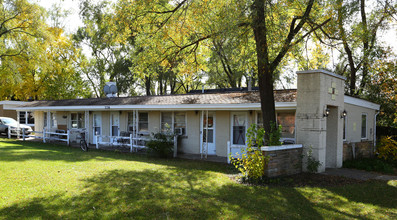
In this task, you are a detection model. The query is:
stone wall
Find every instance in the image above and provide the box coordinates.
[262,147,302,177]
[343,141,374,161]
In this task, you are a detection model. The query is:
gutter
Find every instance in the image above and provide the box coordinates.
[374,110,380,152]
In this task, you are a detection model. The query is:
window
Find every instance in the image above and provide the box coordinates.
[128,112,148,133]
[232,113,246,145]
[257,112,263,128]
[361,113,367,139]
[161,112,173,132]
[71,113,85,129]
[43,112,57,129]
[277,112,295,138]
[127,112,134,132]
[19,111,34,125]
[161,112,186,134]
[44,112,47,128]
[174,112,186,135]
[257,111,296,138]
[50,112,56,128]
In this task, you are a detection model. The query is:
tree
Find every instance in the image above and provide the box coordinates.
[0,1,90,100]
[74,0,135,97]
[115,0,330,140]
[316,0,396,96]
[365,47,397,128]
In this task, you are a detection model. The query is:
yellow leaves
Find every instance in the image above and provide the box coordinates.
[376,136,397,161]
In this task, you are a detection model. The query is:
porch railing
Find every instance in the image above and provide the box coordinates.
[10,127,70,146]
[94,134,178,156]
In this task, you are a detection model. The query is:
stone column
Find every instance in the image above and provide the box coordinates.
[296,70,345,172]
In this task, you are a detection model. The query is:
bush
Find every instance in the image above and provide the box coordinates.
[146,132,174,158]
[303,146,322,173]
[266,122,282,146]
[376,136,397,161]
[230,124,269,181]
[343,158,395,174]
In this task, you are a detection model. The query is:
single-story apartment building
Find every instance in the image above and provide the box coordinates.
[10,70,380,172]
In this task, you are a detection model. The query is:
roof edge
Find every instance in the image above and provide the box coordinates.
[14,102,297,111]
[344,96,380,110]
[296,69,347,81]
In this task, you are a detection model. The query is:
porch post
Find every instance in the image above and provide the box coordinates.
[85,111,89,144]
[173,135,177,158]
[22,128,25,141]
[205,110,209,159]
[130,133,133,152]
[227,141,231,164]
[96,133,99,149]
[16,111,20,139]
[43,128,46,143]
[200,110,204,159]
[46,111,50,132]
[67,129,70,146]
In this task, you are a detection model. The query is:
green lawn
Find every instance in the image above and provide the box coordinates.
[0,138,396,219]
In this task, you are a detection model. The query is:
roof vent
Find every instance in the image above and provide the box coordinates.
[104,82,118,97]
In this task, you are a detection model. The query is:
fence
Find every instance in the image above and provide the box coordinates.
[95,134,178,156]
[6,126,70,145]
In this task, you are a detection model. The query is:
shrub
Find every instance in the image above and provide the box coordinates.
[376,136,397,161]
[146,132,174,158]
[303,146,322,173]
[230,124,269,181]
[343,158,395,174]
[266,122,282,146]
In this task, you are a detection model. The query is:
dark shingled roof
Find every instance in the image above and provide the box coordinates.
[20,89,297,107]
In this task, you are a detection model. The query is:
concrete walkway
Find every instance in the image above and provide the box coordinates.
[323,168,397,181]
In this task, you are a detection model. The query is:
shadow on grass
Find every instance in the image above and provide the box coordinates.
[0,139,233,174]
[0,168,325,219]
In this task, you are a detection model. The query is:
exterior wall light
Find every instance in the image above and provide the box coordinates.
[324,108,330,117]
[341,110,347,118]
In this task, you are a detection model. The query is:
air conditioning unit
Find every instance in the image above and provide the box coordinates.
[174,127,185,136]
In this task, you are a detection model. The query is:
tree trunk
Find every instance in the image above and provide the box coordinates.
[358,0,369,95]
[252,0,276,140]
[145,76,151,96]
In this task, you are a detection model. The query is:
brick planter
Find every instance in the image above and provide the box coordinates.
[261,145,303,177]
[343,141,374,161]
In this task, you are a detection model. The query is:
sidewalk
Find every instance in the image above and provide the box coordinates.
[323,168,397,181]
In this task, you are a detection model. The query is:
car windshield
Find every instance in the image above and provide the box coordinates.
[1,118,17,125]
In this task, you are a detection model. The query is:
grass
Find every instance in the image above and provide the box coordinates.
[343,158,397,175]
[0,138,396,219]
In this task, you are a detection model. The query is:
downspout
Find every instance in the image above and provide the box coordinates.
[373,110,379,153]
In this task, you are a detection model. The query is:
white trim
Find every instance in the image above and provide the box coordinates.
[14,102,297,111]
[296,69,347,80]
[261,144,302,151]
[344,96,380,110]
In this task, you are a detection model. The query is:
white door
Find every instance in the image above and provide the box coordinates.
[93,113,102,144]
[110,112,120,142]
[201,111,216,155]
[230,112,247,158]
